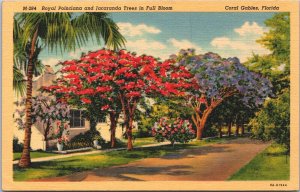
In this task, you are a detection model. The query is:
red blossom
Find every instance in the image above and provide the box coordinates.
[81,98,91,104]
[96,86,112,92]
[65,74,80,79]
[101,105,110,110]
[76,88,95,95]
[126,91,141,98]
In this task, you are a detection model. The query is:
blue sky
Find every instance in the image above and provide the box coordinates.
[40,12,275,70]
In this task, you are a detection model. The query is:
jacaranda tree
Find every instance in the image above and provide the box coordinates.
[14,94,70,150]
[172,49,273,140]
[45,49,195,150]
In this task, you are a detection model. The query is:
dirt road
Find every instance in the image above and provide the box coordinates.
[35,137,270,181]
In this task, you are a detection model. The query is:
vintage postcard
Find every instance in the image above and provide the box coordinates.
[2,0,299,191]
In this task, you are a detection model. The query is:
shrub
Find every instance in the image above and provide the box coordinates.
[250,91,290,152]
[151,117,195,147]
[13,137,23,152]
[65,130,105,150]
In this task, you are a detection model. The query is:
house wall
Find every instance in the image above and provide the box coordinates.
[68,119,90,139]
[14,65,138,151]
[13,124,45,151]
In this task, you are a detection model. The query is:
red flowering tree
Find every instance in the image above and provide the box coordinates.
[44,49,195,150]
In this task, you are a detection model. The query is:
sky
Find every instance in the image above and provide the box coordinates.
[39,12,276,71]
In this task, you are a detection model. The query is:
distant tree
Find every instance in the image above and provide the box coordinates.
[246,13,290,95]
[246,13,290,151]
[206,95,256,138]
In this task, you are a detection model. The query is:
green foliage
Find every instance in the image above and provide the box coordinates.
[13,137,24,152]
[246,13,290,95]
[250,91,290,151]
[229,143,289,180]
[65,130,105,150]
[207,95,256,135]
[257,13,290,66]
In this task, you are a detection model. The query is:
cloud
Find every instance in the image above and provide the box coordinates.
[234,21,265,36]
[126,39,166,50]
[211,37,254,50]
[168,38,202,52]
[117,22,161,37]
[210,22,269,62]
[42,57,60,68]
[125,39,168,58]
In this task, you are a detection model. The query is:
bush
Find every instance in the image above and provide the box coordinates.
[13,137,23,152]
[250,91,290,152]
[152,117,195,146]
[133,128,151,138]
[65,130,105,150]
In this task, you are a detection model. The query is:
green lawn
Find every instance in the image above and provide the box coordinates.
[13,151,61,161]
[132,137,157,147]
[229,143,290,180]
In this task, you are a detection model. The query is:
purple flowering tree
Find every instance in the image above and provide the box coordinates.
[172,49,273,140]
[14,94,70,150]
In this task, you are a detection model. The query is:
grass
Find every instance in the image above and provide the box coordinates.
[13,151,61,161]
[229,143,290,180]
[14,145,174,181]
[13,136,241,181]
[132,137,157,147]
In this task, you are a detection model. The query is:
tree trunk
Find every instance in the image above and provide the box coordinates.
[89,115,97,133]
[43,121,51,151]
[19,29,39,168]
[241,122,245,135]
[109,112,117,148]
[196,121,204,140]
[227,120,232,137]
[218,122,222,138]
[196,108,213,140]
[235,124,240,136]
[43,133,49,151]
[127,115,133,150]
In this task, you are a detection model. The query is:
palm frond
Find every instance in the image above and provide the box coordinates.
[71,13,126,50]
[13,65,26,97]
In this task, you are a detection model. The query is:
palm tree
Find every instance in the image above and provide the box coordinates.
[14,13,125,168]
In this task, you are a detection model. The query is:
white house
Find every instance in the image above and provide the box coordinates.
[13,65,137,150]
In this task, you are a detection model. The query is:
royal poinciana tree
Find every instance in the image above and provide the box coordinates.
[14,94,70,150]
[44,49,195,150]
[172,49,273,140]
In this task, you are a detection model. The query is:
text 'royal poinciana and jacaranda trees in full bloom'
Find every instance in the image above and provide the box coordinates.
[171,49,273,140]
[43,49,196,150]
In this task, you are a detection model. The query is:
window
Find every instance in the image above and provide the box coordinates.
[69,110,85,128]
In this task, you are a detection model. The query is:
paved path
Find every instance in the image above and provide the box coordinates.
[34,138,270,181]
[13,142,170,164]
